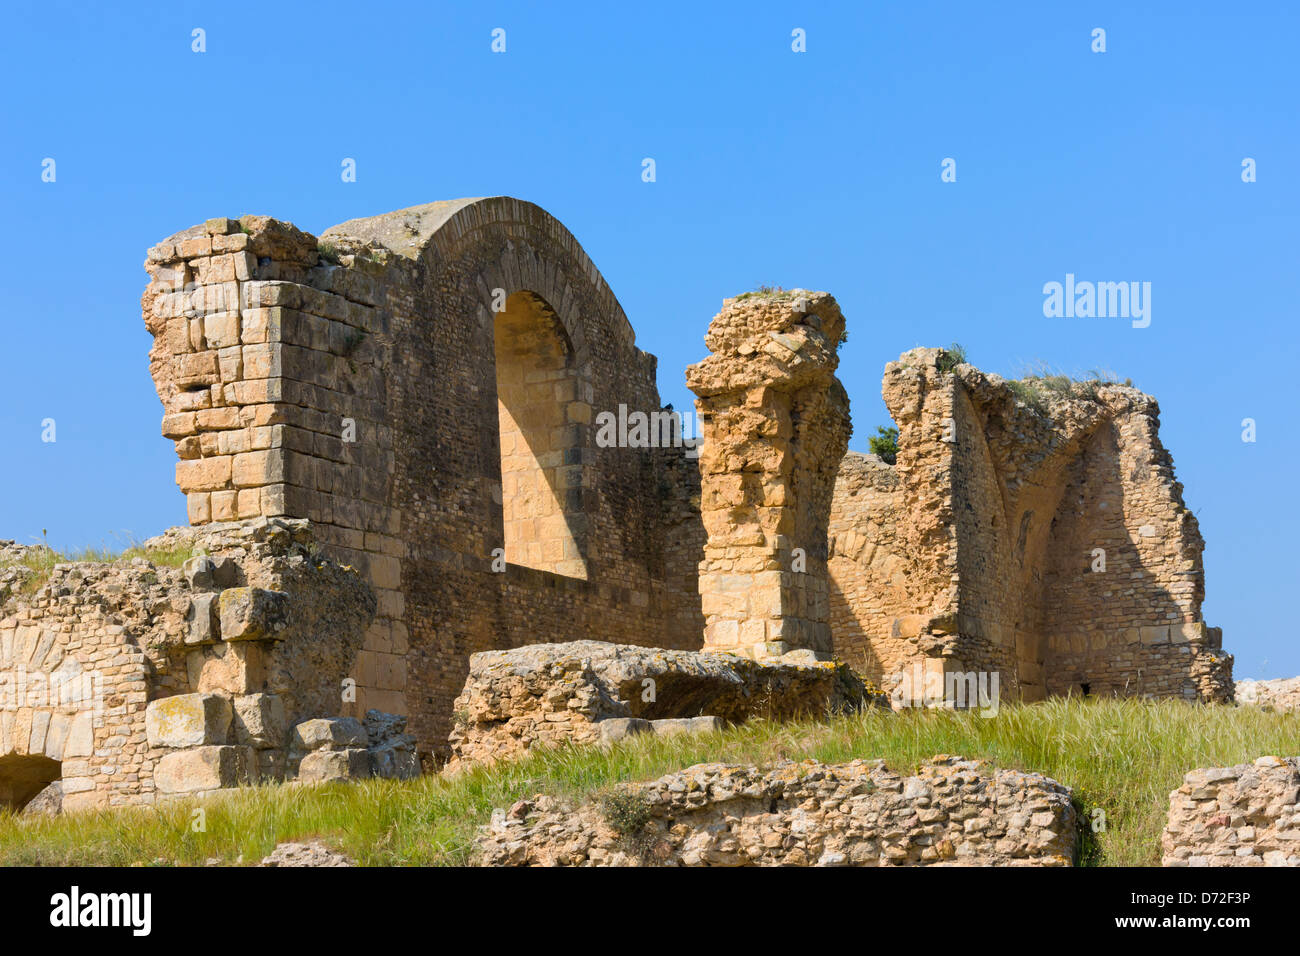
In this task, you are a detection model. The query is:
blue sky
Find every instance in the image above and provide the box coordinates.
[1,2,1296,676]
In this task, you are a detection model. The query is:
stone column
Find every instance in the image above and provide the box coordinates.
[686,291,850,659]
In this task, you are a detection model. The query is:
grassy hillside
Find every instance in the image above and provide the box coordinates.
[2,698,1295,866]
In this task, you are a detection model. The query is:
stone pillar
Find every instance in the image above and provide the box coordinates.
[686,290,850,659]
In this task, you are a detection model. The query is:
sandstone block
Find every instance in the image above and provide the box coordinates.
[185,592,219,645]
[145,693,232,748]
[233,693,286,749]
[154,745,256,793]
[292,717,369,752]
[651,716,724,737]
[298,748,371,784]
[598,717,652,744]
[218,587,290,641]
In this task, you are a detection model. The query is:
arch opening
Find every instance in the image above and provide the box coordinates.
[493,291,589,579]
[0,753,61,813]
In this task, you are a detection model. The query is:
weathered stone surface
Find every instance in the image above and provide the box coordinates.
[686,291,850,659]
[363,709,419,779]
[21,780,62,817]
[447,640,883,769]
[259,840,354,867]
[478,755,1076,866]
[649,716,724,737]
[145,693,232,749]
[155,745,256,793]
[1235,677,1300,713]
[218,587,291,641]
[298,748,371,784]
[232,693,286,749]
[292,717,368,752]
[828,347,1232,707]
[598,718,653,744]
[1162,756,1300,866]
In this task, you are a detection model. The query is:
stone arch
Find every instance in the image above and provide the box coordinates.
[0,629,99,810]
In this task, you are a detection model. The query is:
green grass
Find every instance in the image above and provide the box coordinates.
[0,698,1293,866]
[0,540,195,598]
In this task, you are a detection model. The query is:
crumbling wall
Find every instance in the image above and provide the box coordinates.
[1162,756,1300,866]
[829,347,1232,704]
[1,518,375,810]
[142,199,707,757]
[478,755,1077,866]
[686,291,850,659]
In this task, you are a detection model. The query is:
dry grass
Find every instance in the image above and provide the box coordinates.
[0,697,1293,866]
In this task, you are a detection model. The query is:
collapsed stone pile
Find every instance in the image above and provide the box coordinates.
[1162,756,1300,866]
[478,755,1077,866]
[446,640,884,770]
[148,700,418,796]
[1234,677,1300,713]
[0,516,413,810]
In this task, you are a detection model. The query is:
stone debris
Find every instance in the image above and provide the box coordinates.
[1234,677,1300,713]
[259,840,354,867]
[478,755,1077,867]
[1162,756,1300,867]
[447,640,884,770]
[0,517,410,811]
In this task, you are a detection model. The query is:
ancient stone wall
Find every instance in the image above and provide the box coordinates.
[829,347,1232,705]
[1162,756,1300,866]
[142,199,706,757]
[0,518,376,811]
[478,755,1077,866]
[686,291,850,660]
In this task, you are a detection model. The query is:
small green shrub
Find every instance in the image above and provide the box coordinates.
[935,343,968,373]
[598,789,653,837]
[868,425,899,464]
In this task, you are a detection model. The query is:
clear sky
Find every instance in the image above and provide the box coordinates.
[1,2,1296,677]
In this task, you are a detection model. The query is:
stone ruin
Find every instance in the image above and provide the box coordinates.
[0,196,1236,813]
[478,755,1078,867]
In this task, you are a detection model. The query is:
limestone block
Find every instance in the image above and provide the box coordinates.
[232,693,286,749]
[651,716,724,737]
[218,587,290,641]
[368,744,420,780]
[598,717,652,744]
[145,693,232,748]
[292,716,369,751]
[63,712,94,758]
[189,642,265,695]
[186,592,220,645]
[298,748,371,784]
[154,745,256,793]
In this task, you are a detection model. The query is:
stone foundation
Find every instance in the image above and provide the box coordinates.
[478,755,1077,866]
